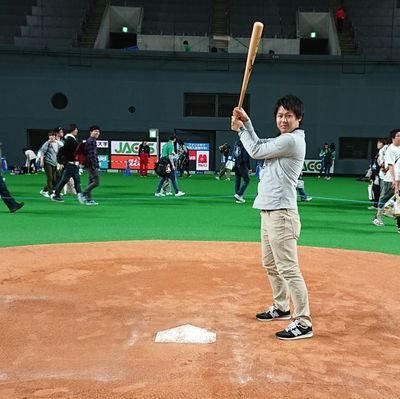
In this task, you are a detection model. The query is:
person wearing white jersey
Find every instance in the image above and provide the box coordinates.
[373,129,400,229]
[231,95,312,341]
[394,158,400,233]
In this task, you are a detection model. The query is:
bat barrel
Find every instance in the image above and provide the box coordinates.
[238,21,264,108]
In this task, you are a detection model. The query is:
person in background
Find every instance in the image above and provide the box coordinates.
[216,142,232,181]
[51,124,85,204]
[54,127,65,187]
[368,139,385,210]
[23,148,37,174]
[327,143,336,179]
[138,140,150,177]
[39,131,59,198]
[297,171,312,202]
[177,139,191,178]
[0,174,24,213]
[231,94,313,341]
[318,143,334,179]
[154,135,185,197]
[373,129,400,228]
[336,6,346,34]
[55,127,64,142]
[232,139,250,204]
[394,157,400,233]
[82,125,101,206]
[182,40,191,52]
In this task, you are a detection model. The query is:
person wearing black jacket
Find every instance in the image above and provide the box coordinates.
[0,175,24,213]
[216,142,232,181]
[82,126,101,205]
[369,139,385,209]
[233,139,251,203]
[51,124,85,204]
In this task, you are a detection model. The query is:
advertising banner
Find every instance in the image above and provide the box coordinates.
[97,140,109,148]
[111,141,158,156]
[110,155,157,170]
[303,160,335,174]
[98,155,109,170]
[187,143,209,151]
[196,151,209,171]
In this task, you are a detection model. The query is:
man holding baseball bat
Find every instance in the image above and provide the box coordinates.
[231,95,313,340]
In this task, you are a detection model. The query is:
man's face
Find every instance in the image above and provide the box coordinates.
[91,129,100,138]
[377,141,384,150]
[275,106,301,134]
[393,132,400,146]
[72,128,78,136]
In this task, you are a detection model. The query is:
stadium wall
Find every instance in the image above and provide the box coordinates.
[0,47,399,174]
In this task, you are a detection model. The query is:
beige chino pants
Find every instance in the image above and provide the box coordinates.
[260,209,312,327]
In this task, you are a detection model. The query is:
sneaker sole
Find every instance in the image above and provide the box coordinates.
[276,331,314,340]
[256,315,291,322]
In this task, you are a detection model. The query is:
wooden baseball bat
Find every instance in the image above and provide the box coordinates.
[238,21,264,108]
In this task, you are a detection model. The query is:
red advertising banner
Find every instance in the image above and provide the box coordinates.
[110,155,157,170]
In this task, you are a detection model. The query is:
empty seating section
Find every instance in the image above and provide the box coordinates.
[344,0,400,57]
[229,0,330,39]
[0,0,92,47]
[2,0,399,58]
[0,0,36,44]
[110,0,211,35]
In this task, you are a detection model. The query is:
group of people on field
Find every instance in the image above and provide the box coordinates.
[36,124,102,205]
[369,131,400,233]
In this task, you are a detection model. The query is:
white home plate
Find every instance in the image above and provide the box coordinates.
[155,324,216,344]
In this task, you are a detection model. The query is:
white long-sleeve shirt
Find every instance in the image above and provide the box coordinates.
[24,150,36,166]
[238,119,305,210]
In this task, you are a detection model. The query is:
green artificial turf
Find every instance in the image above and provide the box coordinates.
[1,172,399,255]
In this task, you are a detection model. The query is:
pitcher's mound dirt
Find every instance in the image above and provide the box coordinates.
[0,241,399,399]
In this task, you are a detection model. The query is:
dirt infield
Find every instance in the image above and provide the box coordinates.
[0,241,399,399]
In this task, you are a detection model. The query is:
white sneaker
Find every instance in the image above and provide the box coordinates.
[303,197,312,202]
[85,200,99,206]
[372,218,384,226]
[215,176,220,180]
[175,191,186,197]
[40,190,49,198]
[234,194,245,203]
[154,192,165,197]
[77,193,86,204]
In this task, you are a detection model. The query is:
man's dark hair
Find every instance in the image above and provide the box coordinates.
[390,129,400,140]
[69,123,78,132]
[169,135,176,141]
[273,95,304,124]
[89,125,100,132]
